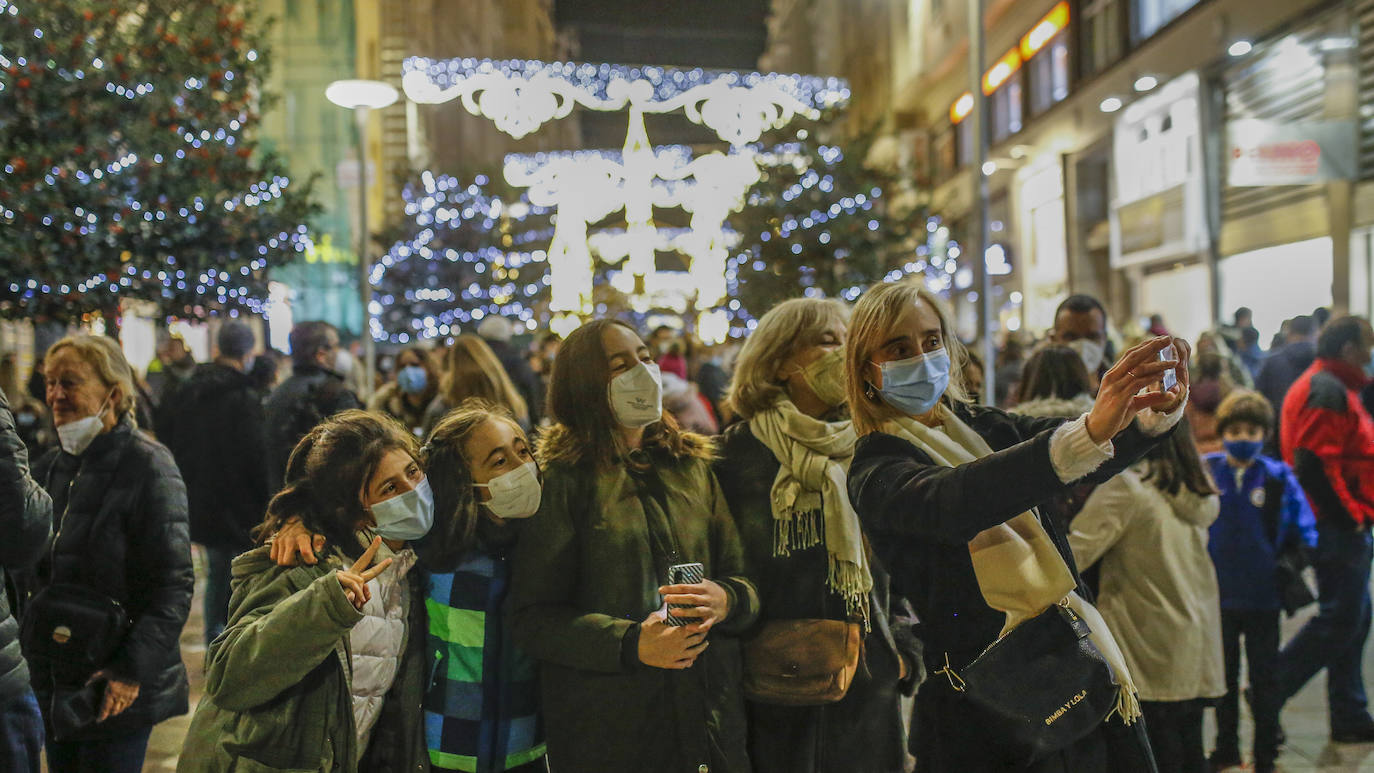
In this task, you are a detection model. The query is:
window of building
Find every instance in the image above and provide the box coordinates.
[1133,0,1201,43]
[1028,31,1070,115]
[990,70,1024,142]
[1079,0,1126,78]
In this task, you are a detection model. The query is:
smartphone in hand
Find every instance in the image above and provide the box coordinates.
[1159,344,1178,392]
[663,562,704,627]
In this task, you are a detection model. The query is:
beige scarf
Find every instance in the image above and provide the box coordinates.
[750,400,873,621]
[882,408,1141,724]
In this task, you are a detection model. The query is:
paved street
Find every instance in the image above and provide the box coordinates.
[127,553,1374,771]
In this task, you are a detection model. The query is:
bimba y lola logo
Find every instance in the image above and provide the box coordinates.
[1044,690,1088,726]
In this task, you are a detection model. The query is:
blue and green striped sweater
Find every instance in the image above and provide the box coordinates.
[424,548,545,773]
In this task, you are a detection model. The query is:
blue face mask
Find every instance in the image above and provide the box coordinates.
[872,348,951,417]
[1224,439,1264,464]
[370,477,435,541]
[396,365,428,395]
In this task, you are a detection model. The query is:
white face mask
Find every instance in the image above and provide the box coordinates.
[474,461,542,520]
[334,349,355,376]
[57,391,113,456]
[370,477,435,541]
[609,361,663,428]
[1067,338,1106,374]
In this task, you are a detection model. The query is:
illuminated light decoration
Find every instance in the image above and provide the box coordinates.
[407,56,839,321]
[403,57,848,148]
[549,313,582,338]
[1020,2,1071,60]
[369,171,556,342]
[950,92,975,124]
[502,136,759,313]
[982,49,1022,96]
[697,308,730,344]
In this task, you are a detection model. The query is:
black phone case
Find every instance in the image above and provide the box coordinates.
[664,562,704,627]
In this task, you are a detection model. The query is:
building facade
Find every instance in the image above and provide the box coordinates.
[761,0,1374,346]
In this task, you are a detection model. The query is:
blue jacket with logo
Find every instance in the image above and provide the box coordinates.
[1204,453,1317,610]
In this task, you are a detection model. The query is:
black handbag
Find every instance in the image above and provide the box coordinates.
[20,583,129,669]
[940,602,1119,762]
[1260,475,1318,616]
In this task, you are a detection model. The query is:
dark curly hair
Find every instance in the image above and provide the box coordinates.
[254,410,421,561]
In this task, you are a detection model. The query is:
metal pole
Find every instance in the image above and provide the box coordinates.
[355,107,376,400]
[968,0,995,404]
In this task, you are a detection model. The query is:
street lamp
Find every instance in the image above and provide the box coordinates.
[326,79,399,400]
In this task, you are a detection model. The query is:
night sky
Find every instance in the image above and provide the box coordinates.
[555,0,769,149]
[555,0,768,69]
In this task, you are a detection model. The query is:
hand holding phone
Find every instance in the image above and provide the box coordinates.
[1159,344,1178,392]
[662,562,704,627]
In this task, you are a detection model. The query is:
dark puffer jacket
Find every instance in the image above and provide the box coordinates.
[161,362,271,550]
[0,387,53,705]
[713,422,921,773]
[29,417,194,738]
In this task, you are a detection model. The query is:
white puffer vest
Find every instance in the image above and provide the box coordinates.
[348,539,418,756]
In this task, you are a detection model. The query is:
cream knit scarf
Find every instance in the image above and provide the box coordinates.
[882,408,1141,724]
[750,399,873,621]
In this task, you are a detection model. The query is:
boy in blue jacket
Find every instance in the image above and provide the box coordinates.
[1205,389,1317,773]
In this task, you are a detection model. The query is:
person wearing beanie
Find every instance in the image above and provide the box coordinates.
[159,321,273,645]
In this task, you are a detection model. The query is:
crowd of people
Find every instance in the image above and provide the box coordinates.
[0,283,1370,773]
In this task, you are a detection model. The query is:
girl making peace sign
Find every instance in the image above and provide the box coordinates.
[179,410,432,772]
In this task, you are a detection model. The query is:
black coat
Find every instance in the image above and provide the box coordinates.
[847,405,1162,772]
[263,365,362,491]
[1257,340,1316,454]
[29,418,193,738]
[161,362,271,550]
[713,422,920,773]
[486,338,542,426]
[0,388,52,704]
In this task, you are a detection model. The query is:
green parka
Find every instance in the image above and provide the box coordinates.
[177,545,429,772]
[510,427,761,773]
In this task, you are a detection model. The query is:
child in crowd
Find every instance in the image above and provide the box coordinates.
[1204,390,1317,773]
[178,411,430,771]
[420,399,548,772]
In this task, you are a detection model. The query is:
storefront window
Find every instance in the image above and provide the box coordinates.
[1028,31,1070,115]
[990,71,1024,142]
[1132,0,1200,44]
[1079,0,1125,78]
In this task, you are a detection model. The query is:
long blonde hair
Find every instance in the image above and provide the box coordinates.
[727,298,850,420]
[439,334,529,425]
[845,280,971,436]
[46,335,139,425]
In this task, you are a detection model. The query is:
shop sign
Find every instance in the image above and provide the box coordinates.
[1117,185,1185,256]
[1227,119,1356,186]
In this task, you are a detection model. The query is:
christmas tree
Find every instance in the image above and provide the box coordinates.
[371,171,554,344]
[725,120,921,325]
[0,0,315,321]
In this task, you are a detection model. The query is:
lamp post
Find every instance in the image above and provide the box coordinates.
[326,78,399,400]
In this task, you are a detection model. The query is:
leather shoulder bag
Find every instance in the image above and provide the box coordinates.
[743,618,861,705]
[21,582,129,669]
[940,601,1118,762]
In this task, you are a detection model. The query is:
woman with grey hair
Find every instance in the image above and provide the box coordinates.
[24,336,192,773]
[712,297,923,773]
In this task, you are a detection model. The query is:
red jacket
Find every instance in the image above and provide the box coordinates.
[1280,358,1374,527]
